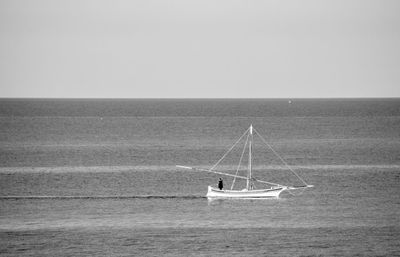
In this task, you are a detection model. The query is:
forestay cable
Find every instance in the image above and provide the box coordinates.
[253,127,309,186]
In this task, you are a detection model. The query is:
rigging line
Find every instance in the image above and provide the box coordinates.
[231,132,250,190]
[177,166,284,187]
[253,128,309,186]
[249,174,283,187]
[210,127,250,171]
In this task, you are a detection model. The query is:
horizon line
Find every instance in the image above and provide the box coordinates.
[1,97,400,100]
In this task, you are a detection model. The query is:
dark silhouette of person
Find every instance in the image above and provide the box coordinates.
[218,178,223,190]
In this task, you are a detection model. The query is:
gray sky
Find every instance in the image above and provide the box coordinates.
[0,0,399,98]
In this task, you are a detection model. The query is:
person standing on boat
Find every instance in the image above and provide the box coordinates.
[218,178,223,190]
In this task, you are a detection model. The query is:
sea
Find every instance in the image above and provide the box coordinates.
[0,98,399,256]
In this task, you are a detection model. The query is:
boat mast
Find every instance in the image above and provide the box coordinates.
[247,124,253,190]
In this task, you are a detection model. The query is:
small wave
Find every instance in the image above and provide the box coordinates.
[0,166,178,174]
[1,164,399,174]
[0,195,206,200]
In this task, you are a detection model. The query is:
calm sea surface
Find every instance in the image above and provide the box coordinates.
[0,99,399,256]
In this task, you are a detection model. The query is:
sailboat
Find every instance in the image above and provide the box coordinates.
[177,125,313,199]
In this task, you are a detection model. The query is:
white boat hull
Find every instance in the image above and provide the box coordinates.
[206,186,287,199]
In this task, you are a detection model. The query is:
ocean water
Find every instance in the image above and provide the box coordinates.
[0,99,399,256]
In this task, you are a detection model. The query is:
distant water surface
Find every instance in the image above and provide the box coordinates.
[0,99,399,256]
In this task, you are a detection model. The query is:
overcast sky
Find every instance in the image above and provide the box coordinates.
[0,0,399,98]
